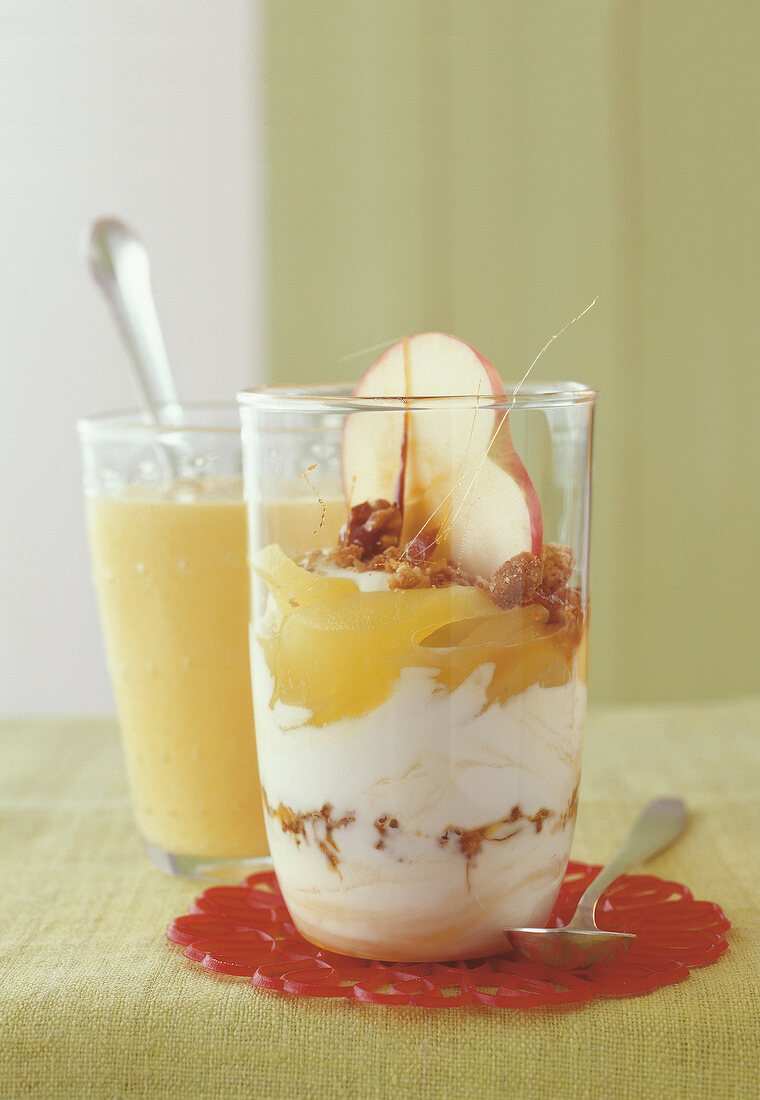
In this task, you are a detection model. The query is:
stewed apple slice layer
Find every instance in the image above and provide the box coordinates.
[342,333,542,577]
[254,548,579,728]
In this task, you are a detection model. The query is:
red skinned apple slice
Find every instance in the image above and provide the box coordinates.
[342,332,542,577]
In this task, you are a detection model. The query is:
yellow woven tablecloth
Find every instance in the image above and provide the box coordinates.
[2,699,759,1100]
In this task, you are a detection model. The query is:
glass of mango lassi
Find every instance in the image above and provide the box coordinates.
[78,404,273,879]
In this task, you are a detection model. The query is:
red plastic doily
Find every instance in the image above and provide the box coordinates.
[166,862,730,1009]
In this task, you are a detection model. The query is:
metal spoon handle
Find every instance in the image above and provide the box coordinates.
[570,797,688,928]
[87,217,182,424]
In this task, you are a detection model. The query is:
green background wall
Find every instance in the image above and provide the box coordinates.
[265,1,760,705]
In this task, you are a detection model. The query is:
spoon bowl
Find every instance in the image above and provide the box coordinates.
[505,797,688,969]
[509,925,635,970]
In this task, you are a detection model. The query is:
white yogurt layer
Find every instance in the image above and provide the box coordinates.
[252,632,585,961]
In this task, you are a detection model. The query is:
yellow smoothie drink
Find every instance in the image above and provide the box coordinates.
[87,479,265,861]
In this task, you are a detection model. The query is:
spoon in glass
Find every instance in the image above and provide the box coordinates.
[86,217,183,425]
[506,797,688,969]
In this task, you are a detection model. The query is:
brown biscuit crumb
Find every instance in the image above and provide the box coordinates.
[330,543,365,568]
[388,562,426,590]
[376,544,402,567]
[428,561,466,588]
[489,552,543,609]
[557,584,583,630]
[540,543,575,594]
[384,551,466,589]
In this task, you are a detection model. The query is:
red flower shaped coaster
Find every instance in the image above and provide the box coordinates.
[166,862,730,1009]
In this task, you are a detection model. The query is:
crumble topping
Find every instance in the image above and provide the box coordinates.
[540,542,575,594]
[489,544,577,611]
[314,542,472,590]
[384,551,462,590]
[328,542,365,570]
[339,499,402,558]
[306,499,477,590]
[311,498,583,628]
[489,552,543,608]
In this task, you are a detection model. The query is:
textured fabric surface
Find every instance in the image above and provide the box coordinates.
[1,700,759,1100]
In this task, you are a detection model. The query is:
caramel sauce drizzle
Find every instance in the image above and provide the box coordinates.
[262,785,579,886]
[262,790,355,874]
[439,804,553,861]
[554,781,580,833]
[374,814,400,850]
[299,464,327,535]
[438,782,580,888]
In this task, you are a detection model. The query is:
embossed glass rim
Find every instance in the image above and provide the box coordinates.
[237,382,598,413]
[77,402,240,438]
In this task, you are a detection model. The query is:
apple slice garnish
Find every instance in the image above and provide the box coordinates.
[342,332,542,578]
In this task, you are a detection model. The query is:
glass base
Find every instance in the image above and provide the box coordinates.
[144,839,273,883]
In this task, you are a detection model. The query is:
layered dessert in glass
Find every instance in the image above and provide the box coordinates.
[240,333,595,960]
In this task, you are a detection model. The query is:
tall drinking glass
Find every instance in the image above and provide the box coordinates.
[239,381,596,961]
[78,404,269,879]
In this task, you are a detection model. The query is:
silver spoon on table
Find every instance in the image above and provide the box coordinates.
[506,797,688,969]
[86,217,183,425]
